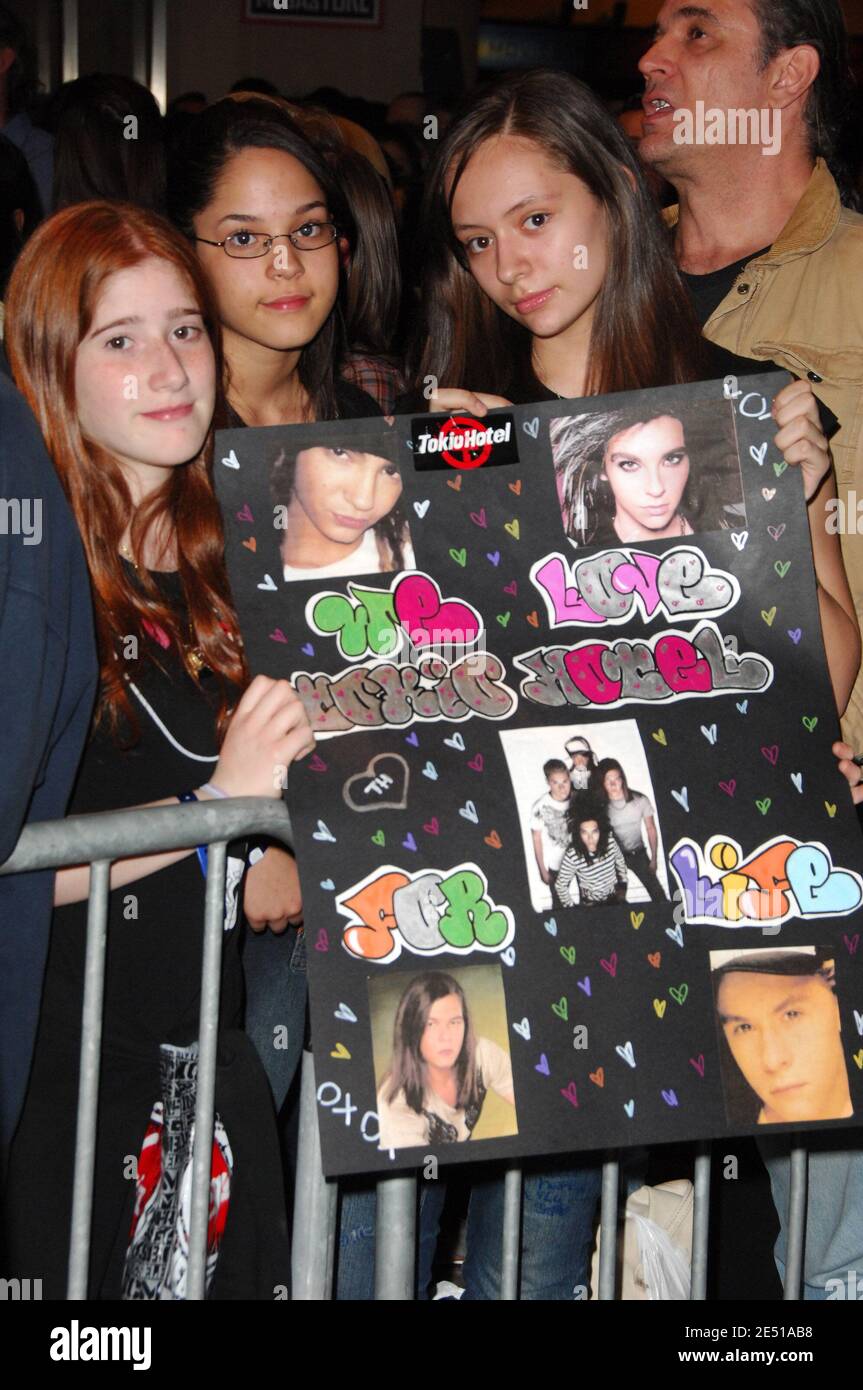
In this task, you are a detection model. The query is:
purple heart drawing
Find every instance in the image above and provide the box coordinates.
[405,731,419,747]
[269,629,288,644]
[535,1054,550,1076]
[788,628,802,644]
[402,832,417,852]
[486,551,501,566]
[576,976,591,996]
[661,1089,679,1107]
[301,642,315,657]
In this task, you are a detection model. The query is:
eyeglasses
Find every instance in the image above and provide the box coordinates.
[194,222,339,258]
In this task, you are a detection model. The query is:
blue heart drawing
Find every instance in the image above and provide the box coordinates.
[512,1017,531,1040]
[786,845,863,916]
[459,800,478,824]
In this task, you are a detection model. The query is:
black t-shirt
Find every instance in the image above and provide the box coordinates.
[680,248,771,328]
[224,377,381,429]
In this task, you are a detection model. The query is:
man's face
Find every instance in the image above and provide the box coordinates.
[547,769,572,801]
[638,1,773,173]
[717,968,852,1123]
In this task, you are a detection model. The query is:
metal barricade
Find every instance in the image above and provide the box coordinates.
[0,800,808,1300]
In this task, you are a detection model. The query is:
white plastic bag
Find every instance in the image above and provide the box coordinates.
[631,1212,691,1300]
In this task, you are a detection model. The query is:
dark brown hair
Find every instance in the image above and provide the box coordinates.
[385,971,480,1115]
[410,70,710,400]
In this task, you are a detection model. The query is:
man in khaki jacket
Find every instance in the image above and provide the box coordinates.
[639,0,863,749]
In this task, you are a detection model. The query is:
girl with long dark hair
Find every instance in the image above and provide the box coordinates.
[3,200,315,1298]
[377,972,515,1149]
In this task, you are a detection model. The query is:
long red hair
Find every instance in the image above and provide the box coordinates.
[5,199,248,739]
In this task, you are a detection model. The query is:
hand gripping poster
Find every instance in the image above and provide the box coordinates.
[216,372,863,1177]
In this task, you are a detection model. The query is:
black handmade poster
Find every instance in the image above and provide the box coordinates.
[216,372,863,1177]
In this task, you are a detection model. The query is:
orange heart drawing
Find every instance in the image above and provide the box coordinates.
[509,479,522,495]
[648,952,661,968]
[484,829,502,849]
[589,1067,605,1087]
[446,474,463,491]
[526,611,540,627]
[242,537,257,552]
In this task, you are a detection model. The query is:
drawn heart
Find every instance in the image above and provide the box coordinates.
[669,983,689,1005]
[624,1099,635,1118]
[750,443,767,466]
[560,945,576,965]
[504,519,520,540]
[786,845,863,915]
[484,829,502,849]
[615,1041,636,1068]
[257,573,277,591]
[523,417,540,438]
[600,953,618,977]
[825,802,837,818]
[855,1010,863,1036]
[774,560,791,579]
[343,753,410,812]
[671,787,689,812]
[526,610,540,628]
[589,1067,605,1087]
[302,642,315,657]
[314,929,329,952]
[653,999,667,1018]
[496,612,511,628]
[762,487,776,500]
[423,818,439,835]
[761,607,776,626]
[449,548,467,567]
[334,1002,357,1023]
[242,537,257,552]
[445,731,466,750]
[767,523,786,541]
[402,832,418,851]
[790,772,803,793]
[689,1055,706,1077]
[560,1081,579,1108]
[513,1017,531,1040]
[371,830,386,846]
[330,1042,351,1060]
[756,798,772,815]
[487,551,501,566]
[761,745,779,766]
[446,474,462,491]
[730,531,748,551]
[309,754,328,773]
[648,952,661,968]
[501,946,516,966]
[854,1051,863,1070]
[470,507,488,528]
[468,753,484,771]
[413,499,430,518]
[544,918,557,936]
[802,716,818,732]
[576,976,591,997]
[459,800,478,823]
[503,580,518,596]
[422,761,438,780]
[552,997,569,1021]
[236,503,253,522]
[312,820,336,843]
[661,1089,679,1107]
[719,780,736,797]
[787,628,802,644]
[700,724,718,745]
[630,911,644,930]
[509,479,522,495]
[773,459,788,477]
[221,449,240,469]
[269,628,288,644]
[535,1053,550,1075]
[652,729,667,746]
[737,700,749,714]
[666,923,684,947]
[405,731,419,747]
[846,934,860,955]
[320,879,335,891]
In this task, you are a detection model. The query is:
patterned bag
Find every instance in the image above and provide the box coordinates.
[122,1042,233,1300]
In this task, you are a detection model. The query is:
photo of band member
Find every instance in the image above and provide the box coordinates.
[549,396,745,549]
[500,719,670,912]
[269,419,414,581]
[710,947,854,1128]
[369,964,518,1152]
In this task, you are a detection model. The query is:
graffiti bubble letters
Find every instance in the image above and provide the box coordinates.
[670,834,863,927]
[308,572,483,663]
[294,651,517,734]
[337,862,515,963]
[531,546,739,630]
[516,622,772,711]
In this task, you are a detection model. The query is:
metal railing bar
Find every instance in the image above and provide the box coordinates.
[374,1174,417,1300]
[691,1143,711,1300]
[67,859,111,1299]
[292,1051,338,1300]
[0,798,294,875]
[597,1156,620,1301]
[783,1145,808,1301]
[186,841,228,1301]
[500,1166,523,1300]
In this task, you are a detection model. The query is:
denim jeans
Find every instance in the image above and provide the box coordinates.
[336,1157,602,1300]
[759,1134,863,1299]
[242,925,308,1113]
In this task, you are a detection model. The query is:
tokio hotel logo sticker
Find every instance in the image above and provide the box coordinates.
[411,412,520,471]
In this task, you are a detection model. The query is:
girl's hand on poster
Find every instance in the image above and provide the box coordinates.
[215,675,316,799]
[426,387,512,416]
[243,846,304,933]
[833,741,863,806]
[771,380,831,502]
